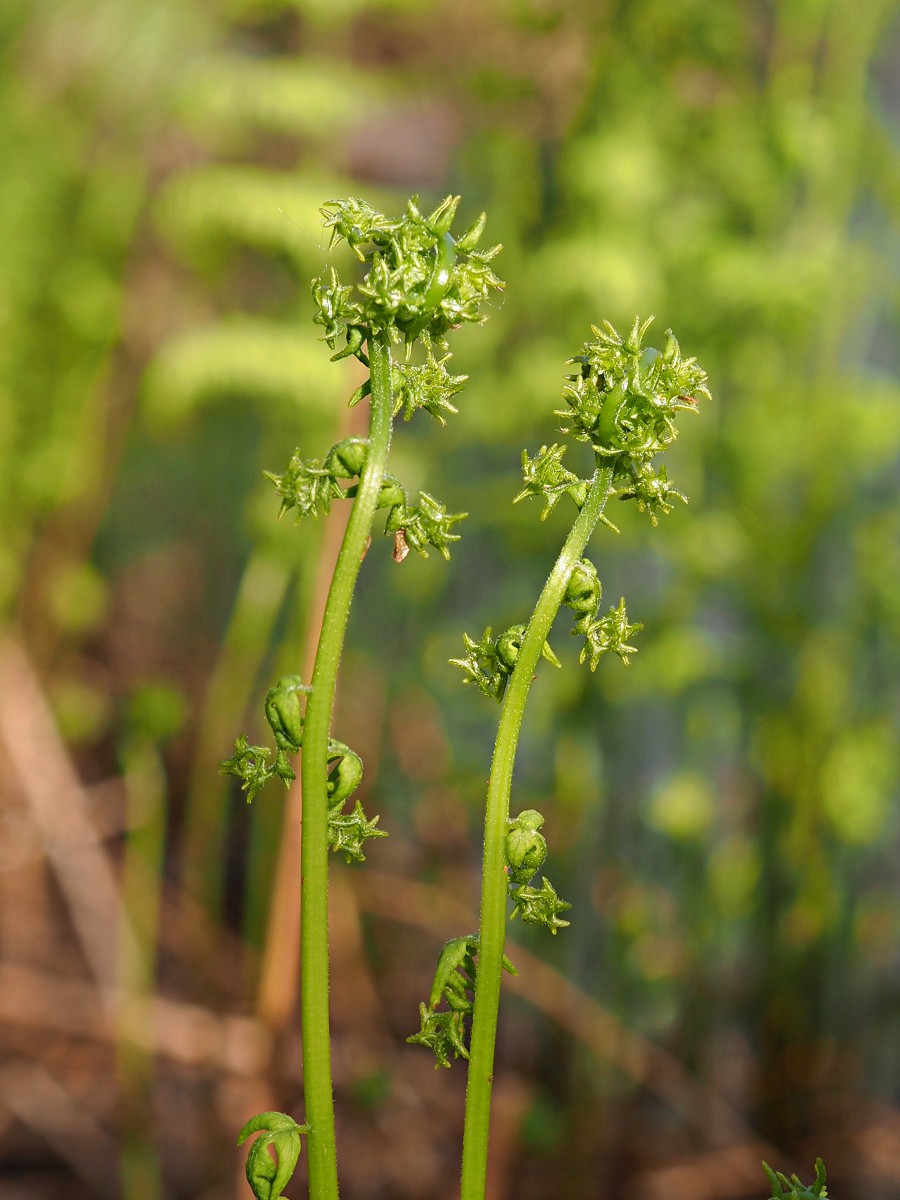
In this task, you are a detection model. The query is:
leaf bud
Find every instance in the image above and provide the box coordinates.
[513,808,545,830]
[453,210,487,254]
[376,475,407,511]
[565,558,601,617]
[506,810,547,883]
[237,1111,308,1200]
[330,325,367,362]
[264,675,310,752]
[426,194,461,236]
[325,437,368,479]
[326,740,364,810]
[495,625,526,674]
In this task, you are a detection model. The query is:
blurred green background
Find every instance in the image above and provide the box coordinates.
[1,0,899,1198]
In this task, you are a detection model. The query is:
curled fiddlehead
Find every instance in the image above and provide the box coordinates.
[407,934,517,1069]
[236,1112,310,1200]
[325,738,386,864]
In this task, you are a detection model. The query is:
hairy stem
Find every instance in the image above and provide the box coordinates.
[300,333,393,1200]
[460,463,616,1200]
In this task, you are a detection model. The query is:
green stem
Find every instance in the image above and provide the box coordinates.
[460,463,616,1200]
[117,740,166,1200]
[300,332,393,1200]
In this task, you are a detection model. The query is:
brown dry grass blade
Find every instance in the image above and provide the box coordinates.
[0,636,138,998]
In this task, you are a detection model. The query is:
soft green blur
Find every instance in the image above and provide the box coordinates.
[2,0,898,1197]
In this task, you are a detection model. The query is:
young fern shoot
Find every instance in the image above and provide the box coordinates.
[408,317,711,1200]
[763,1158,827,1199]
[222,195,503,1200]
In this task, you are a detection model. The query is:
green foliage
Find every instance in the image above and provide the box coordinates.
[0,0,207,618]
[177,54,387,147]
[427,4,899,1181]
[557,319,708,504]
[403,314,708,1199]
[452,319,706,707]
[226,192,504,1199]
[314,194,502,350]
[8,0,898,1194]
[762,1158,827,1199]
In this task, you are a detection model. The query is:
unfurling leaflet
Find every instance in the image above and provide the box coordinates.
[266,436,466,561]
[407,935,517,1068]
[237,1112,309,1200]
[506,810,571,932]
[762,1158,827,1199]
[514,443,589,518]
[220,675,385,862]
[450,625,561,701]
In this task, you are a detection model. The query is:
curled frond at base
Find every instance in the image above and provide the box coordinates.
[237,1111,309,1200]
[506,809,548,884]
[221,692,386,861]
[504,810,570,932]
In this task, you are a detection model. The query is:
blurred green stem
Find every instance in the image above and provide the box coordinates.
[181,550,292,922]
[116,740,167,1200]
[461,464,614,1200]
[301,333,393,1200]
